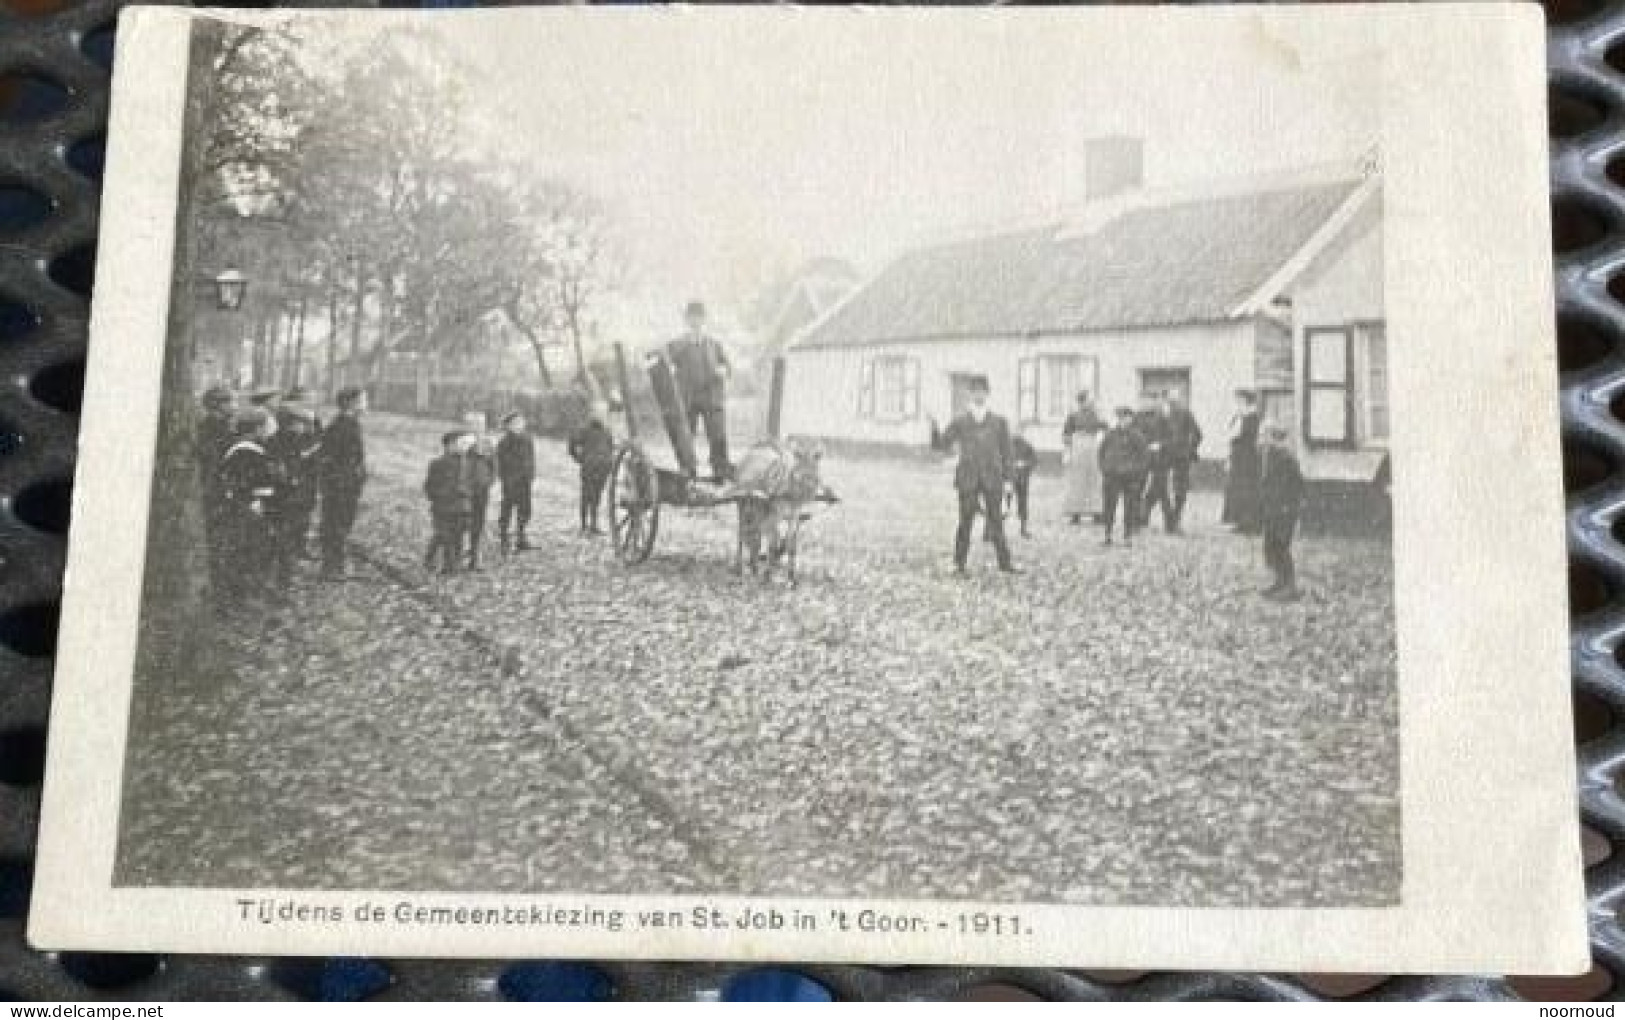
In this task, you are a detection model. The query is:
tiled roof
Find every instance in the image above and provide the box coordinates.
[793,180,1362,349]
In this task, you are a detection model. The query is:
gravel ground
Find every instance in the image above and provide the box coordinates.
[118,411,1400,906]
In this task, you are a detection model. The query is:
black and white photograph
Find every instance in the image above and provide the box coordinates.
[30,6,1585,971]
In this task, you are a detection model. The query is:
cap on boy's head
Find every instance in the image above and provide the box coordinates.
[441,430,464,448]
[967,376,990,395]
[1114,405,1135,419]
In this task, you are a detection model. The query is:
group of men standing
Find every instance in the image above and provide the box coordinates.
[930,377,1305,598]
[197,383,368,604]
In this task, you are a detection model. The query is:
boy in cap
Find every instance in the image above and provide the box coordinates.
[568,403,615,536]
[495,410,537,553]
[1259,421,1305,600]
[423,430,474,575]
[1006,425,1038,539]
[1097,406,1151,547]
[317,385,367,580]
[218,407,283,603]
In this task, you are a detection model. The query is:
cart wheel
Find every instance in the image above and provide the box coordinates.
[608,445,660,565]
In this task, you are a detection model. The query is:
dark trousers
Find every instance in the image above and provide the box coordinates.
[222,509,279,601]
[1102,472,1143,540]
[1012,468,1031,531]
[687,402,730,480]
[498,479,532,540]
[1263,512,1298,589]
[425,510,468,572]
[1141,463,1173,530]
[956,485,1011,569]
[1169,459,1192,529]
[468,489,490,562]
[319,484,360,575]
[581,467,609,529]
[277,502,313,583]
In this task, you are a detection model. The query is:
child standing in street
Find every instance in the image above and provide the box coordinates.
[495,410,536,554]
[568,404,615,536]
[423,430,474,575]
[1010,426,1037,539]
[1259,421,1305,601]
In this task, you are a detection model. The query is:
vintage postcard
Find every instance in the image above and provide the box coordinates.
[29,4,1584,971]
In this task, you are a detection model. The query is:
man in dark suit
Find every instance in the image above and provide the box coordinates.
[317,385,367,581]
[930,376,1019,577]
[1162,390,1203,533]
[665,301,732,481]
[1099,406,1151,547]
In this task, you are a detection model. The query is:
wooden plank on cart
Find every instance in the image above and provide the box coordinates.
[646,348,699,478]
[766,355,786,442]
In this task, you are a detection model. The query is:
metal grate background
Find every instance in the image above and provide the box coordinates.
[0,0,1615,1001]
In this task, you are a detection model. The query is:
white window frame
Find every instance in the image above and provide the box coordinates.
[1019,355,1099,425]
[870,355,919,422]
[1303,327,1354,448]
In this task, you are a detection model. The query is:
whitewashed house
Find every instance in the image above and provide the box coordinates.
[782,161,1386,481]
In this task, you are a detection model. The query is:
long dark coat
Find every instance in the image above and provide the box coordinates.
[1221,411,1263,529]
[933,412,1013,492]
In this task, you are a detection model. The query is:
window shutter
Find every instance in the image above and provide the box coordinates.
[1018,358,1038,424]
[859,358,875,417]
[903,358,921,419]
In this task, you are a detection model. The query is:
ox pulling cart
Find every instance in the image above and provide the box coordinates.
[605,342,836,583]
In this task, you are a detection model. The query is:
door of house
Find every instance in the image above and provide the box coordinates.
[949,373,990,416]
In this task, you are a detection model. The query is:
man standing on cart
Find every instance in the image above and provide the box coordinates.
[666,300,733,482]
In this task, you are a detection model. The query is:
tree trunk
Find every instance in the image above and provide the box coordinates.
[500,305,554,388]
[371,277,395,387]
[325,287,340,400]
[348,262,365,387]
[129,20,218,744]
[290,293,308,389]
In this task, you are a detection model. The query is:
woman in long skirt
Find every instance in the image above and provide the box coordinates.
[1221,389,1263,533]
[1062,392,1105,524]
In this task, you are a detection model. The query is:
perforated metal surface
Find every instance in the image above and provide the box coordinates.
[0,0,1614,1001]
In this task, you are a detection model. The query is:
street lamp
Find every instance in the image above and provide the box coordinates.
[214,267,247,311]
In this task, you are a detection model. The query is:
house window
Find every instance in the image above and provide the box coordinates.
[1138,367,1191,403]
[1304,327,1353,446]
[1018,355,1098,424]
[867,355,919,421]
[1018,360,1039,423]
[1361,323,1389,442]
